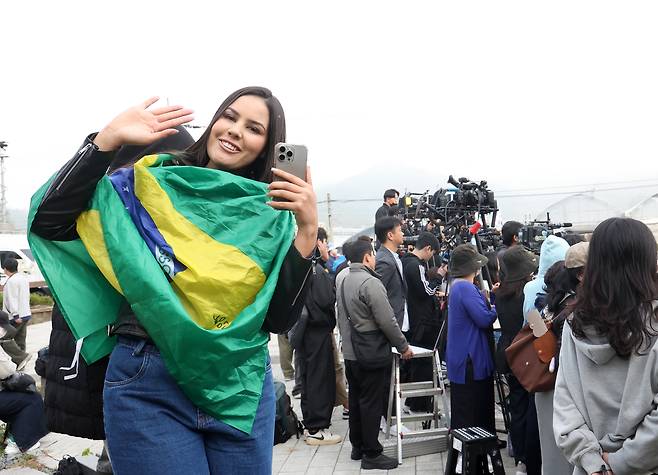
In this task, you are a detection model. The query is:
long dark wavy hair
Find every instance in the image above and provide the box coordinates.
[173,86,286,183]
[571,217,658,357]
[544,260,581,314]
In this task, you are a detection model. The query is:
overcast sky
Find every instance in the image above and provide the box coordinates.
[1,0,657,214]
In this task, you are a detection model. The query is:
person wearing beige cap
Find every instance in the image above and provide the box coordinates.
[565,241,589,271]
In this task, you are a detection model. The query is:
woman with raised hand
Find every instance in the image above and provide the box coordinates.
[29,87,317,475]
[554,217,658,475]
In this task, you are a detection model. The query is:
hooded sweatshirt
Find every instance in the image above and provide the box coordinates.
[522,235,569,321]
[553,305,658,475]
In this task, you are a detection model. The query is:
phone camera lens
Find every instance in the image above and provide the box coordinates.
[279,146,286,153]
[286,151,293,158]
[278,154,285,161]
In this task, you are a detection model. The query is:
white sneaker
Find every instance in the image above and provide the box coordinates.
[4,439,19,456]
[391,423,410,435]
[515,462,527,475]
[4,440,40,456]
[379,417,410,434]
[304,428,342,446]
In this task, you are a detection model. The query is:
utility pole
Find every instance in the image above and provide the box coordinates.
[326,193,333,241]
[0,141,9,232]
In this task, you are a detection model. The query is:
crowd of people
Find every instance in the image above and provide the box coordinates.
[0,90,656,475]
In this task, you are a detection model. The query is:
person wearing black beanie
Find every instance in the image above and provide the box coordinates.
[495,246,541,475]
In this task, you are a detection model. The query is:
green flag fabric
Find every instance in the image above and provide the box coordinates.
[28,154,295,433]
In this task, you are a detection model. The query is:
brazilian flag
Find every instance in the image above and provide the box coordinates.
[28,154,295,433]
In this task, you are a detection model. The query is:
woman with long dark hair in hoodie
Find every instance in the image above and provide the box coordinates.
[554,217,658,475]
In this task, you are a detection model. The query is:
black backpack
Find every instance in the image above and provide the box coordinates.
[54,455,82,475]
[273,380,303,445]
[35,346,49,378]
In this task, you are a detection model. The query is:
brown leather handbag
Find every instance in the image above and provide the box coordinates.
[504,315,558,393]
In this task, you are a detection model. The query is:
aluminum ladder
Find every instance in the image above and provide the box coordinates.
[383,345,451,463]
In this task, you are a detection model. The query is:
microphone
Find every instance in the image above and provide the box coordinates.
[469,222,481,235]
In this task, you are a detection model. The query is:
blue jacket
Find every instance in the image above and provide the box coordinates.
[446,280,498,384]
[522,235,570,321]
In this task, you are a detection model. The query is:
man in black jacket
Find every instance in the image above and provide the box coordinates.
[297,228,341,445]
[374,189,399,222]
[497,220,523,281]
[402,232,446,413]
[374,190,399,250]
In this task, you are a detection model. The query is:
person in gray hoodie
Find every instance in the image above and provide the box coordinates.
[336,239,413,471]
[553,217,658,475]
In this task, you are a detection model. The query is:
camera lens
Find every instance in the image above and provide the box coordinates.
[278,154,285,161]
[279,146,286,153]
[286,151,293,157]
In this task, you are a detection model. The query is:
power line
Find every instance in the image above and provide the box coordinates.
[317,179,658,204]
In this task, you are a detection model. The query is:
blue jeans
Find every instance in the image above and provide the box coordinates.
[103,337,275,475]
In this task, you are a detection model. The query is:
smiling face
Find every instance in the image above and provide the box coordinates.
[206,95,270,172]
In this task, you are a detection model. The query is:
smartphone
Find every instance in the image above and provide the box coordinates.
[272,142,307,201]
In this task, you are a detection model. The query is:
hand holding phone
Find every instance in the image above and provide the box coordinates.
[267,143,317,258]
[272,143,307,201]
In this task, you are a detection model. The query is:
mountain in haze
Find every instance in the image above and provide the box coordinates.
[315,167,447,229]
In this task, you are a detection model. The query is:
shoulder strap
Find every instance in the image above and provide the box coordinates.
[339,278,354,325]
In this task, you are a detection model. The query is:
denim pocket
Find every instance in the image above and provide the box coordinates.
[105,343,150,387]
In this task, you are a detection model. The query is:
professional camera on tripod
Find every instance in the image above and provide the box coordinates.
[519,213,573,254]
[397,175,499,271]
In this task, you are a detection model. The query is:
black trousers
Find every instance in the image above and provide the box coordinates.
[407,357,434,412]
[299,327,336,431]
[508,374,542,475]
[450,362,495,433]
[346,359,388,457]
[0,390,48,451]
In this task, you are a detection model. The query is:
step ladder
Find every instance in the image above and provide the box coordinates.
[445,427,506,474]
[383,345,451,463]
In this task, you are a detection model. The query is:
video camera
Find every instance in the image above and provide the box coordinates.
[396,175,500,260]
[519,213,572,254]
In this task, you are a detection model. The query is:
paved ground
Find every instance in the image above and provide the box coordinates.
[2,321,517,474]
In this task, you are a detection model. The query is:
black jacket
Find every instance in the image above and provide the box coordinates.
[375,246,407,328]
[304,261,336,330]
[375,203,394,222]
[402,253,443,346]
[30,134,312,338]
[44,305,108,440]
[494,291,525,373]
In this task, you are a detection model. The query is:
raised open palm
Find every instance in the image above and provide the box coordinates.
[94,97,194,151]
